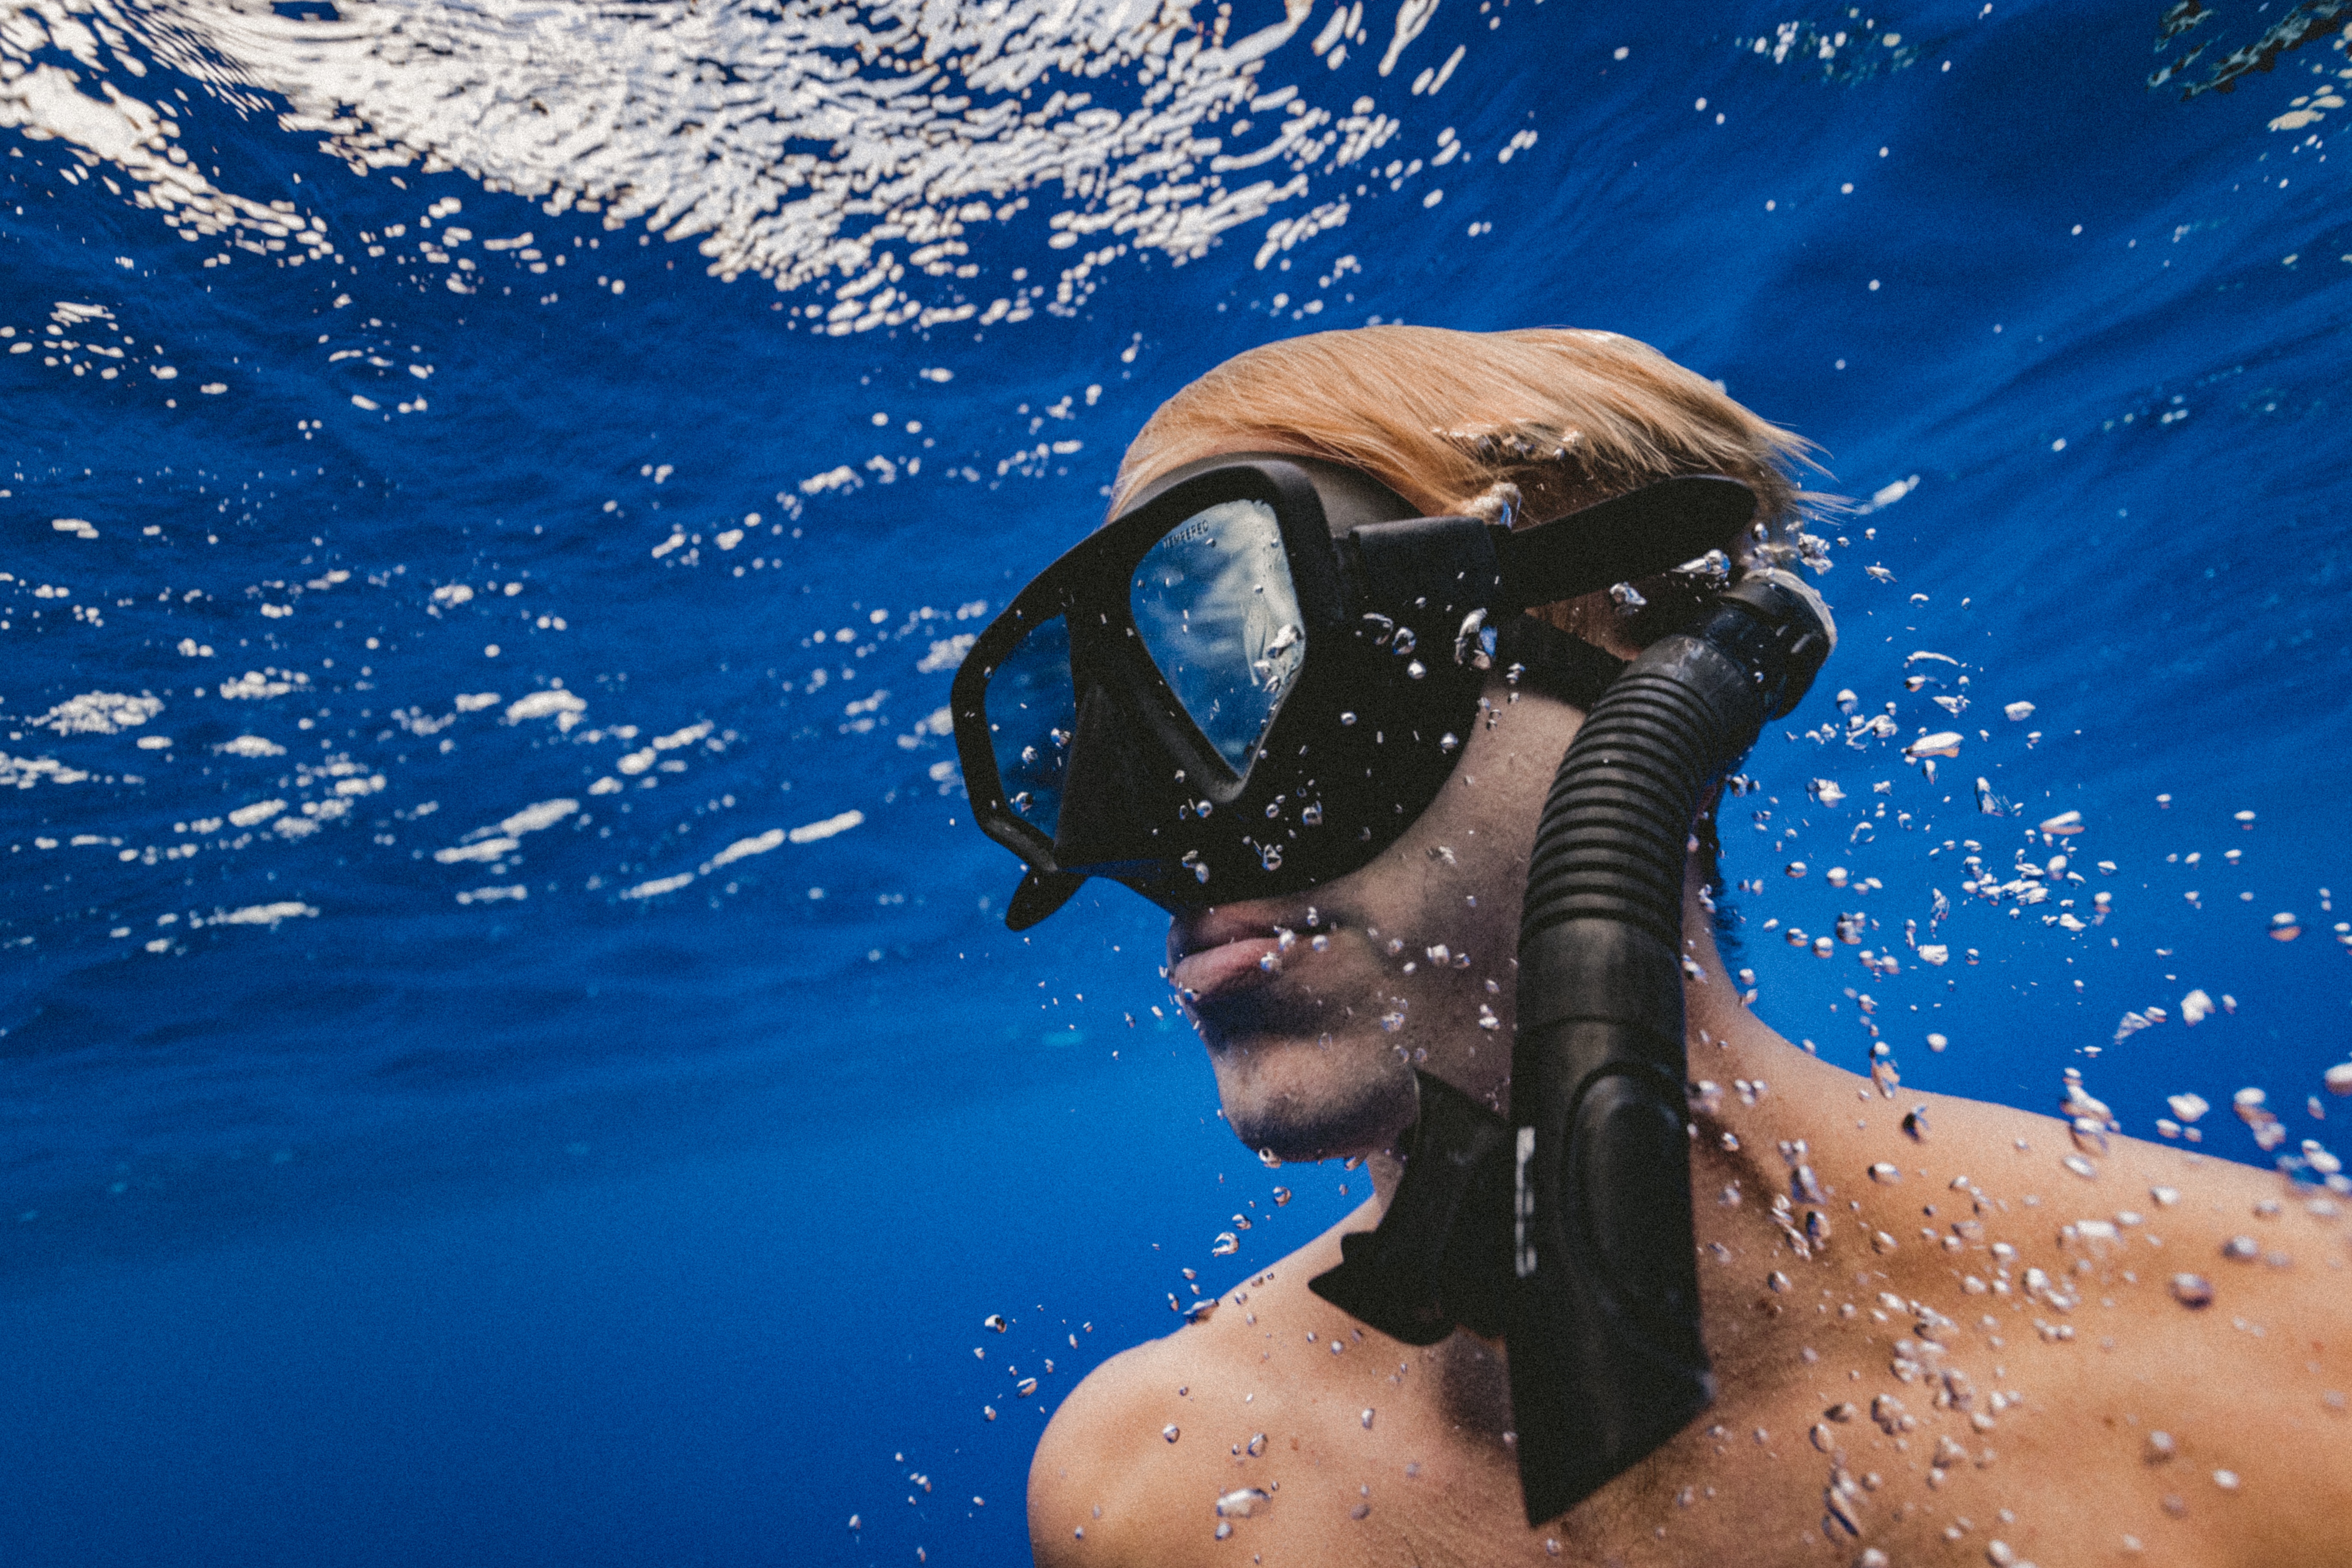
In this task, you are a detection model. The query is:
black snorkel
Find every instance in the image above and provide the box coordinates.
[1310,567,1834,1524]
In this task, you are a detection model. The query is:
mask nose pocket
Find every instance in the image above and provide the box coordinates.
[1050,683,1170,876]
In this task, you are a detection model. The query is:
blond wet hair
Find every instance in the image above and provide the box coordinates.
[1118,322,1818,527]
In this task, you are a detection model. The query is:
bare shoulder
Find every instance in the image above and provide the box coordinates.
[1860,1086,2352,1563]
[1028,1327,1197,1568]
[2049,1135,2352,1562]
[1030,1207,1382,1568]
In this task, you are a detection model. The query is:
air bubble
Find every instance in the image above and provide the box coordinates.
[2170,1274,2215,1308]
[1163,1424,1181,1443]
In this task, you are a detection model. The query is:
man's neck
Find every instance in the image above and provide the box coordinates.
[1368,884,1787,1208]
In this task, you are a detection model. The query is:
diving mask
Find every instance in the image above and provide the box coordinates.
[950,453,1761,928]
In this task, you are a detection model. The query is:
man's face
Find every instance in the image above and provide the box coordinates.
[1164,677,1586,1163]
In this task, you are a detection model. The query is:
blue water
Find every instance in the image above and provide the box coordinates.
[3,0,2349,1561]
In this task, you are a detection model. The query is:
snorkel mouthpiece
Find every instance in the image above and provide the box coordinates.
[1309,566,1834,1525]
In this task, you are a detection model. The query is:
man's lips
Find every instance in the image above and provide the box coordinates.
[1169,933,1285,999]
[1168,906,1317,1000]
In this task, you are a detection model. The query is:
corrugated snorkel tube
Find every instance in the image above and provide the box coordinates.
[1505,567,1835,1522]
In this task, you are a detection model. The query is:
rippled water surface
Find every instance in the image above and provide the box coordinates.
[3,0,2350,1562]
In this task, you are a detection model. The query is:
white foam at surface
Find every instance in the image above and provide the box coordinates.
[226,799,285,827]
[215,735,286,757]
[36,691,162,734]
[0,0,1494,312]
[200,900,318,926]
[788,808,864,845]
[705,828,786,871]
[0,753,91,787]
[496,798,579,836]
[456,885,527,905]
[1378,0,1441,77]
[619,873,695,900]
[434,836,519,864]
[218,671,299,699]
[917,634,976,674]
[505,689,587,724]
[453,692,500,713]
[0,25,333,255]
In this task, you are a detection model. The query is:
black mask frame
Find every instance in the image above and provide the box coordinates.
[951,454,1759,929]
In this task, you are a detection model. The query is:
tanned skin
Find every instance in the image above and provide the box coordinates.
[1030,671,2352,1568]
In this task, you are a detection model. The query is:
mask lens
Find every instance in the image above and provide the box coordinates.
[984,614,1076,838]
[1130,499,1307,775]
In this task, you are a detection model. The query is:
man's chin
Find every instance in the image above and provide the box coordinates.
[1209,1035,1417,1164]
[1185,972,1343,1044]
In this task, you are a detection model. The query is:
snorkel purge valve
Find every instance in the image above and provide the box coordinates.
[1308,567,1835,1524]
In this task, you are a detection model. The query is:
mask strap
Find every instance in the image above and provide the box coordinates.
[1493,614,1626,711]
[1492,475,1755,610]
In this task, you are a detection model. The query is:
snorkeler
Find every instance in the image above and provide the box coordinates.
[957,327,2352,1565]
